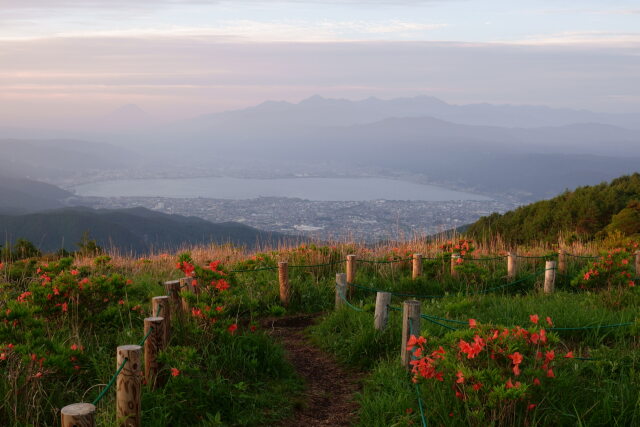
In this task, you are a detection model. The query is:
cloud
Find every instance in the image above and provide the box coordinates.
[0,20,448,42]
[506,31,640,46]
[0,35,638,128]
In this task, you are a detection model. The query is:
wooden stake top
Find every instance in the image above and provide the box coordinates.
[61,403,96,416]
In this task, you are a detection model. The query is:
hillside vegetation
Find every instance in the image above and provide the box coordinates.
[467,173,640,245]
[0,207,290,253]
[1,237,638,426]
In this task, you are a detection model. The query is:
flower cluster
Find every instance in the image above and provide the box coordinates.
[572,247,636,290]
[408,316,573,419]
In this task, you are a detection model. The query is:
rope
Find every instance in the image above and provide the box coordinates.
[337,286,365,312]
[289,259,345,268]
[358,257,414,264]
[420,314,458,331]
[349,270,542,299]
[565,253,599,259]
[349,282,444,299]
[463,256,507,262]
[92,357,128,405]
[515,254,557,259]
[231,266,279,273]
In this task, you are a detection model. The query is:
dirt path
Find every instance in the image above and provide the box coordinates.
[263,314,362,427]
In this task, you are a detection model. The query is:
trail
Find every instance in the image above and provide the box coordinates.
[263,314,362,427]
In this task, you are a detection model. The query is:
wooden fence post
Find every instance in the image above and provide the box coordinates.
[374,291,392,330]
[278,262,290,306]
[635,251,640,278]
[116,345,142,427]
[179,278,192,313]
[335,273,347,309]
[557,250,567,275]
[151,296,170,343]
[507,252,517,280]
[412,254,423,280]
[544,261,556,294]
[164,280,181,316]
[143,317,166,390]
[61,403,96,427]
[401,300,421,370]
[451,254,460,277]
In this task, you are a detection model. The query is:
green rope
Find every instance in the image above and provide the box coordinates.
[388,304,402,311]
[463,256,506,262]
[289,259,345,268]
[565,253,599,259]
[138,327,154,346]
[359,257,414,264]
[422,313,468,325]
[515,254,557,259]
[92,357,128,405]
[337,286,365,312]
[349,282,444,299]
[231,266,279,273]
[421,314,458,331]
[349,270,542,299]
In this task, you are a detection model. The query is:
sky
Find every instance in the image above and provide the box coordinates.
[0,0,639,128]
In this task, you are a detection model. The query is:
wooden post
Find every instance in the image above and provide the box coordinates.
[143,317,166,390]
[451,254,460,277]
[61,403,96,427]
[635,251,640,278]
[335,273,347,309]
[544,261,556,294]
[278,262,290,306]
[179,277,191,313]
[164,280,181,316]
[151,296,170,343]
[557,250,567,275]
[346,254,357,298]
[412,254,423,280]
[116,345,142,427]
[374,291,392,330]
[507,252,517,280]
[401,300,421,370]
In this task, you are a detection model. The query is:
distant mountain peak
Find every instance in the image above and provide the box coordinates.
[108,104,148,118]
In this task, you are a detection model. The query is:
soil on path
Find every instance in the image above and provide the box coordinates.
[263,314,362,427]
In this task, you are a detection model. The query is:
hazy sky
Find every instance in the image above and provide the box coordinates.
[0,0,639,128]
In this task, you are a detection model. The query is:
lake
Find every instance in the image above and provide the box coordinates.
[73,177,491,202]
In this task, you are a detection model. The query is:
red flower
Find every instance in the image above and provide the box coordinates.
[533,378,541,386]
[228,324,238,334]
[171,368,180,377]
[468,318,477,328]
[564,351,574,359]
[209,261,221,271]
[545,316,553,326]
[527,403,536,411]
[70,269,79,276]
[455,371,465,384]
[472,382,483,391]
[62,302,68,313]
[529,314,539,324]
[547,369,555,378]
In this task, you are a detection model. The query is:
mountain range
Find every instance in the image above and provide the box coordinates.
[1,95,639,201]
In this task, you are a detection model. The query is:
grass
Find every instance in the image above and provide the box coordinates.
[0,238,638,426]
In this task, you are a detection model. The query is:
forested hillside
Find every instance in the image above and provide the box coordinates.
[467,173,640,244]
[0,207,289,253]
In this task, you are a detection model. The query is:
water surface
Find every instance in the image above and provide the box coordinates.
[73,177,491,202]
